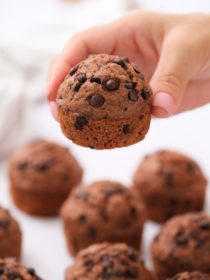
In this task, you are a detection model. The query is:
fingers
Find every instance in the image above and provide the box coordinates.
[151,39,200,118]
[46,24,117,103]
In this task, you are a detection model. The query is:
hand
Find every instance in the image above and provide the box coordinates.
[46,11,210,120]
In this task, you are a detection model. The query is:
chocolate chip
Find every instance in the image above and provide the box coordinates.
[28,268,36,276]
[115,270,125,277]
[125,82,135,89]
[196,239,205,249]
[100,255,110,262]
[133,66,141,74]
[175,232,188,246]
[60,174,69,182]
[130,206,137,217]
[170,252,179,260]
[102,270,112,279]
[75,190,89,201]
[115,187,124,194]
[170,198,178,207]
[90,77,101,84]
[77,74,87,83]
[88,145,95,149]
[103,188,113,196]
[186,163,195,173]
[139,114,144,120]
[120,259,129,266]
[141,88,150,100]
[79,215,88,222]
[104,79,120,91]
[17,161,28,170]
[88,227,96,239]
[74,116,88,131]
[127,247,137,261]
[0,267,4,275]
[113,58,126,69]
[125,268,138,278]
[111,252,118,258]
[101,209,109,221]
[0,218,10,230]
[84,258,93,266]
[162,170,174,187]
[122,57,130,63]
[128,91,138,101]
[89,94,105,107]
[123,125,130,134]
[74,83,82,92]
[7,267,22,280]
[35,159,54,172]
[69,67,78,76]
[200,220,210,230]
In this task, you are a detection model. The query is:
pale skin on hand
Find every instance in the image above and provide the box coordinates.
[46,11,210,120]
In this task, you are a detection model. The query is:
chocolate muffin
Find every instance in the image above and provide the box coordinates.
[152,212,210,279]
[168,272,210,280]
[61,180,145,256]
[0,206,21,259]
[65,242,152,280]
[9,140,83,216]
[132,150,207,223]
[56,54,152,149]
[0,259,42,279]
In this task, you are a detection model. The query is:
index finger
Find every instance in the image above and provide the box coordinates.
[46,24,117,102]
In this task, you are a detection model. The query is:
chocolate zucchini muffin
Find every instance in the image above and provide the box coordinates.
[168,272,210,280]
[133,150,207,223]
[65,242,152,280]
[56,54,152,149]
[152,212,210,279]
[9,140,83,216]
[0,206,22,259]
[0,259,42,279]
[61,180,145,256]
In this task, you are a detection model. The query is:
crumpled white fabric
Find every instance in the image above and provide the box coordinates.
[0,46,52,158]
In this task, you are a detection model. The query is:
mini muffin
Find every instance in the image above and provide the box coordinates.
[152,212,210,279]
[61,180,145,256]
[133,150,207,223]
[168,272,210,280]
[65,242,152,280]
[0,259,42,279]
[56,54,152,149]
[0,206,21,259]
[9,140,83,216]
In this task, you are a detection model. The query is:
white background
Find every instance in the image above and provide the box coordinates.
[0,0,210,279]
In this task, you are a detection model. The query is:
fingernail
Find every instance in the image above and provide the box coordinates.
[152,92,176,118]
[49,101,59,121]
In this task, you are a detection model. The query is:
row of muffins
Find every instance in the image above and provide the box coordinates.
[1,209,210,279]
[1,139,209,279]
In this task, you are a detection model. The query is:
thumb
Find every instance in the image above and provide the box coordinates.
[150,41,198,118]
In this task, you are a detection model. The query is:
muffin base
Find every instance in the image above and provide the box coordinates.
[10,184,71,216]
[58,109,151,149]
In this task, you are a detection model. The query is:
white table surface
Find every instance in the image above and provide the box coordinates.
[0,102,209,280]
[0,0,210,279]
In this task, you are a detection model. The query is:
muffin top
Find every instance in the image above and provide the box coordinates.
[61,180,145,229]
[152,212,210,270]
[0,259,42,280]
[9,140,83,193]
[133,150,207,191]
[66,242,152,280]
[56,54,152,122]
